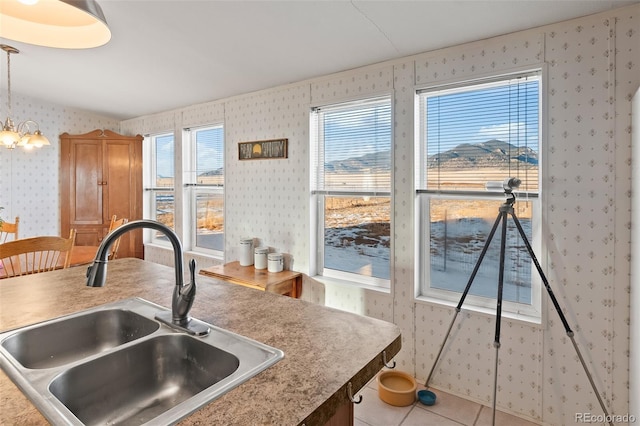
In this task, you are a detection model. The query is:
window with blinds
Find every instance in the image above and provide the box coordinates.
[311,96,392,286]
[312,97,391,194]
[417,71,540,194]
[415,70,542,320]
[188,125,224,253]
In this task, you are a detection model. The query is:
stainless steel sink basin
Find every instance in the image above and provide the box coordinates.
[50,335,240,425]
[0,298,284,425]
[1,309,159,369]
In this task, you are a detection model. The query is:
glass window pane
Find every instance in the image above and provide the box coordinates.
[154,191,174,239]
[317,98,391,192]
[195,127,224,185]
[423,76,539,192]
[155,134,175,188]
[324,196,390,280]
[429,198,532,304]
[195,193,224,251]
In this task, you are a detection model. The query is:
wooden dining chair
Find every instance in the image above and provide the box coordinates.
[107,215,128,260]
[0,229,76,278]
[0,216,19,243]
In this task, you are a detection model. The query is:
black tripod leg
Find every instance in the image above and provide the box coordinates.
[426,210,503,387]
[510,212,613,426]
[491,211,508,426]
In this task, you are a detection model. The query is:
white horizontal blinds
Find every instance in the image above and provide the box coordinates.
[421,72,540,193]
[154,134,175,188]
[195,125,224,187]
[314,97,392,193]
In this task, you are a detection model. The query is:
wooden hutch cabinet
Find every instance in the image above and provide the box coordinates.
[60,129,144,259]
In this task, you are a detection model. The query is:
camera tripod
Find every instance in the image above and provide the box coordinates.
[425,180,612,426]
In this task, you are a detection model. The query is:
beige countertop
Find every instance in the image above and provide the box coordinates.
[0,258,401,425]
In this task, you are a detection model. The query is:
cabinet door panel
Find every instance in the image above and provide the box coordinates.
[104,141,135,220]
[104,141,136,258]
[71,141,103,225]
[74,228,105,247]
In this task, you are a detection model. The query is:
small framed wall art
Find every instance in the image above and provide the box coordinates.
[238,138,288,160]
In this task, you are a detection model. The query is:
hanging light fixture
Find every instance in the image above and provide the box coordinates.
[0,0,111,49]
[0,44,50,150]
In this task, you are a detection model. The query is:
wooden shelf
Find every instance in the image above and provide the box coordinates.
[199,261,302,298]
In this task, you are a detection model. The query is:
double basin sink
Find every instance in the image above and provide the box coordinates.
[0,298,284,425]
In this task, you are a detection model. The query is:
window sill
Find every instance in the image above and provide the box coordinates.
[184,250,224,262]
[415,294,542,326]
[311,275,391,295]
[144,242,172,250]
[143,243,224,262]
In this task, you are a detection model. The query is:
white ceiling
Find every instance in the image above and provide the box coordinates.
[0,0,636,121]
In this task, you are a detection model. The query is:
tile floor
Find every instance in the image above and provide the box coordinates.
[354,376,539,426]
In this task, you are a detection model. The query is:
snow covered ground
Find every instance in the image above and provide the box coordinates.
[324,216,532,304]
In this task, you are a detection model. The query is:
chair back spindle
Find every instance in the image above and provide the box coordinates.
[0,216,19,243]
[107,215,129,260]
[0,230,76,278]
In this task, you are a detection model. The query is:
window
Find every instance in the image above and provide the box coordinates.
[146,132,175,243]
[311,96,392,287]
[416,71,542,319]
[186,125,224,254]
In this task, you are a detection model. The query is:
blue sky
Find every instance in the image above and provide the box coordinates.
[194,126,224,174]
[155,126,223,179]
[320,77,539,164]
[155,134,174,179]
[322,101,391,163]
[425,78,540,156]
[156,78,539,177]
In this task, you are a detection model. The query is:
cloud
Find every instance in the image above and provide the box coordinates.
[477,122,526,140]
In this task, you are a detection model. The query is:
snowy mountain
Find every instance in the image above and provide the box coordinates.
[427,139,538,169]
[323,139,537,173]
[324,150,391,173]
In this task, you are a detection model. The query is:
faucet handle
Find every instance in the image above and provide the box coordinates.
[182,259,197,305]
[189,259,196,285]
[173,259,197,320]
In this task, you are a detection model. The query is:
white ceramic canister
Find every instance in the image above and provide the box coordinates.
[254,246,269,270]
[239,237,254,266]
[267,253,284,273]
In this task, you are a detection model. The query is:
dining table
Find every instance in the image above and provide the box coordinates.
[66,245,100,267]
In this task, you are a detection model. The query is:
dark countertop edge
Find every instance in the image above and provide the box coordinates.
[300,334,402,425]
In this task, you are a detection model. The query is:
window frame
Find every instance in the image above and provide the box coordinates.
[184,124,225,257]
[414,70,543,322]
[310,95,393,289]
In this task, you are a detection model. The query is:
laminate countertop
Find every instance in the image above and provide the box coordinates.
[0,258,401,425]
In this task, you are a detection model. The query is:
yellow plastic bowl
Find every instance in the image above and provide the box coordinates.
[377,370,417,406]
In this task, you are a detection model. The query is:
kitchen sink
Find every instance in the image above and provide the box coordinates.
[50,335,240,425]
[1,309,159,369]
[0,298,284,425]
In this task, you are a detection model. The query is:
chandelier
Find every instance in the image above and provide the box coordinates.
[0,44,50,150]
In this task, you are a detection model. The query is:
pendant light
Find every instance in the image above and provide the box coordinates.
[0,44,50,150]
[0,0,111,49]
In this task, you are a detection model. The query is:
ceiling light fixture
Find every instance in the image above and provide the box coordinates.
[0,0,111,49]
[0,44,50,150]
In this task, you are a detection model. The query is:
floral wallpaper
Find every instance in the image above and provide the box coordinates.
[6,4,636,425]
[0,95,118,238]
[410,9,637,425]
